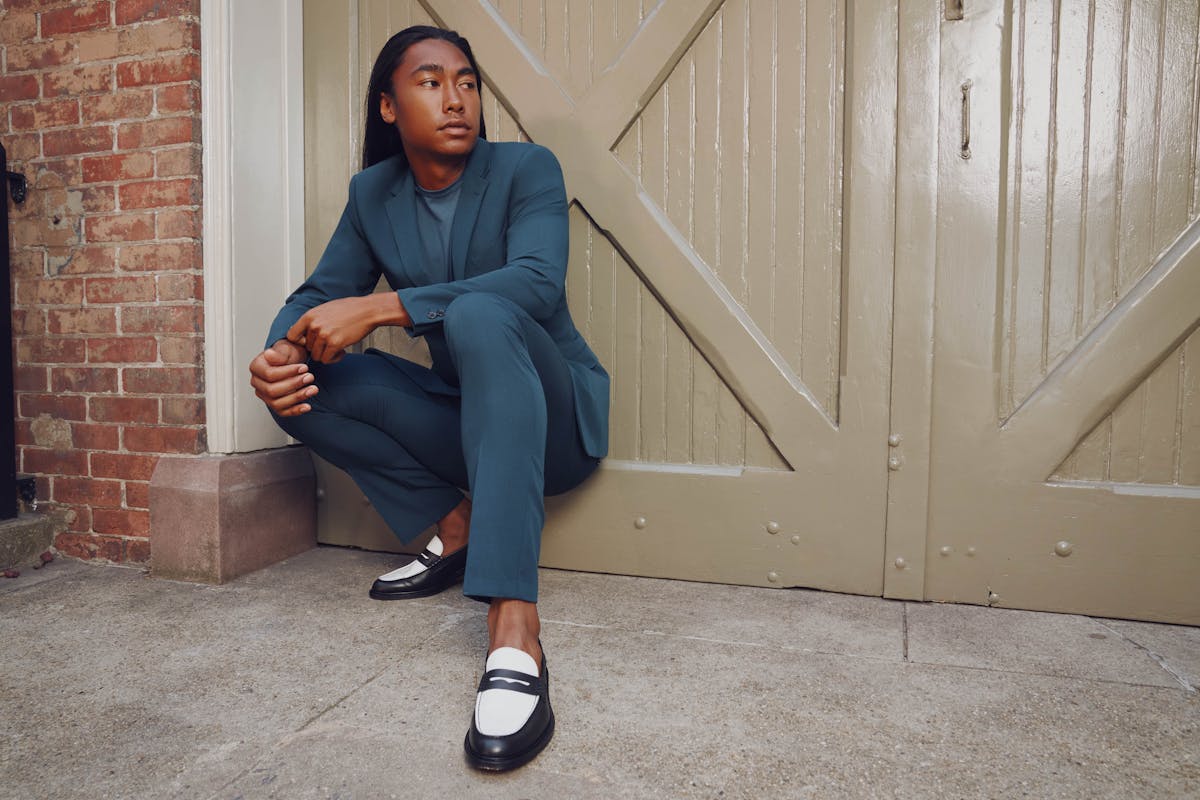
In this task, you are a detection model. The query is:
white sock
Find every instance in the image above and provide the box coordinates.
[474,647,539,737]
[376,535,443,581]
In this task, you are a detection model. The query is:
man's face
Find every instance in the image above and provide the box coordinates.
[380,38,481,165]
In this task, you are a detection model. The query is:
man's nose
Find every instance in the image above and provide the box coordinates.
[444,84,464,111]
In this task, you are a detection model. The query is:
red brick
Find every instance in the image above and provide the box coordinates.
[47,245,118,275]
[124,537,150,563]
[13,308,46,336]
[92,507,149,537]
[79,185,116,213]
[123,424,204,454]
[51,366,119,394]
[121,304,202,334]
[15,366,48,392]
[76,30,120,62]
[48,307,117,334]
[9,98,80,131]
[154,82,197,114]
[120,241,199,272]
[116,116,196,149]
[157,335,201,364]
[41,2,113,36]
[118,17,198,55]
[86,275,155,303]
[0,75,40,102]
[161,396,203,425]
[122,365,202,394]
[43,126,113,157]
[154,145,199,178]
[54,476,122,507]
[124,480,149,509]
[86,213,154,243]
[23,448,88,476]
[82,88,153,123]
[15,277,84,305]
[90,451,157,480]
[82,151,153,183]
[156,272,201,301]
[115,0,197,25]
[14,421,35,447]
[155,208,199,239]
[56,530,102,556]
[3,132,40,161]
[2,10,38,41]
[87,336,156,363]
[34,157,84,188]
[10,249,46,279]
[16,337,86,364]
[116,53,199,87]
[90,396,158,424]
[70,422,121,450]
[18,393,87,421]
[44,64,113,97]
[118,177,198,209]
[11,217,78,249]
[6,40,76,72]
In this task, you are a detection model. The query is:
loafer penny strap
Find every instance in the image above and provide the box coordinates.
[478,668,541,696]
[416,549,442,568]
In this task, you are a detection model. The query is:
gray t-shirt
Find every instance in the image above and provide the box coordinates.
[414,178,463,283]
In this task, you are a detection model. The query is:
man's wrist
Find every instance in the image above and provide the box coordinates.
[371,292,411,327]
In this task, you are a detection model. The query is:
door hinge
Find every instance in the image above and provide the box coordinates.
[945,0,964,21]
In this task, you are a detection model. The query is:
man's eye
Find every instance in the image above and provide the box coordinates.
[460,81,477,91]
[421,79,439,88]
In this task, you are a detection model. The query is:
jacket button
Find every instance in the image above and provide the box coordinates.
[427,311,437,320]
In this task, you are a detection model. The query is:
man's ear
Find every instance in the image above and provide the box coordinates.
[379,93,396,124]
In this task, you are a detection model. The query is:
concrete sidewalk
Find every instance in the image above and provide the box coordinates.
[1,547,1196,799]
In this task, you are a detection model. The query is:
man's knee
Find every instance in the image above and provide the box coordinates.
[443,293,524,354]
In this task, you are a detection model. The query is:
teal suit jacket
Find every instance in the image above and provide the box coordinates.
[266,139,610,459]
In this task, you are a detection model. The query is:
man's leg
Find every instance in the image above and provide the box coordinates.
[271,352,468,544]
[442,292,598,606]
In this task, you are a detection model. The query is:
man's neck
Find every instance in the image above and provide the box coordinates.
[406,151,469,191]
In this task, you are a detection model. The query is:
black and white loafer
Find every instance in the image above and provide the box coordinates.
[464,646,554,772]
[368,536,467,600]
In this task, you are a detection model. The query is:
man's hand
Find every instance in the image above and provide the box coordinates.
[249,339,315,417]
[287,294,409,364]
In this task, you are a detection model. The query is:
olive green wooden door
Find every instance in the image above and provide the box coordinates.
[925,0,1200,623]
[303,0,899,595]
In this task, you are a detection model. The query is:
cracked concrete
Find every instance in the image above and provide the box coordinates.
[0,547,1196,799]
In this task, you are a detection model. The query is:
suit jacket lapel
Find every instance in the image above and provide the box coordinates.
[449,139,491,281]
[384,168,427,285]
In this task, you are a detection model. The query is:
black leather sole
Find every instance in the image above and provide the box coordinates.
[463,712,554,772]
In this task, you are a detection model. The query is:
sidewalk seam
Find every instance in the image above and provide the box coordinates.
[1093,619,1197,694]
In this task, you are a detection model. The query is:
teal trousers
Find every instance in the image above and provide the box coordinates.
[273,292,599,603]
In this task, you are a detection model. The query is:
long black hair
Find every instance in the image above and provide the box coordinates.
[361,25,488,170]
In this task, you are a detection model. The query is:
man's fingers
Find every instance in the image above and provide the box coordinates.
[270,384,318,414]
[253,371,314,400]
[250,358,309,384]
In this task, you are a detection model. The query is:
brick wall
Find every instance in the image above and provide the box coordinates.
[2,0,204,563]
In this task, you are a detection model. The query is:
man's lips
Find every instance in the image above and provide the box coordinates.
[440,120,472,131]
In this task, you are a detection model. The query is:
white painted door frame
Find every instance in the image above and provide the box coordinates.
[201,0,307,454]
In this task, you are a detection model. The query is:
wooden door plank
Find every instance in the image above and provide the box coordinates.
[998,218,1200,478]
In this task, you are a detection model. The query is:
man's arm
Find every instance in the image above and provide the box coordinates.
[397,145,569,335]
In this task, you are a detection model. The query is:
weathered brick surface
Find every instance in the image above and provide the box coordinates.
[3,1,204,564]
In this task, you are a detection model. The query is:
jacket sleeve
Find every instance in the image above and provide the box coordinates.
[264,175,383,348]
[397,145,568,333]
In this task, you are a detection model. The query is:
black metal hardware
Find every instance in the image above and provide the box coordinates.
[6,171,26,204]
